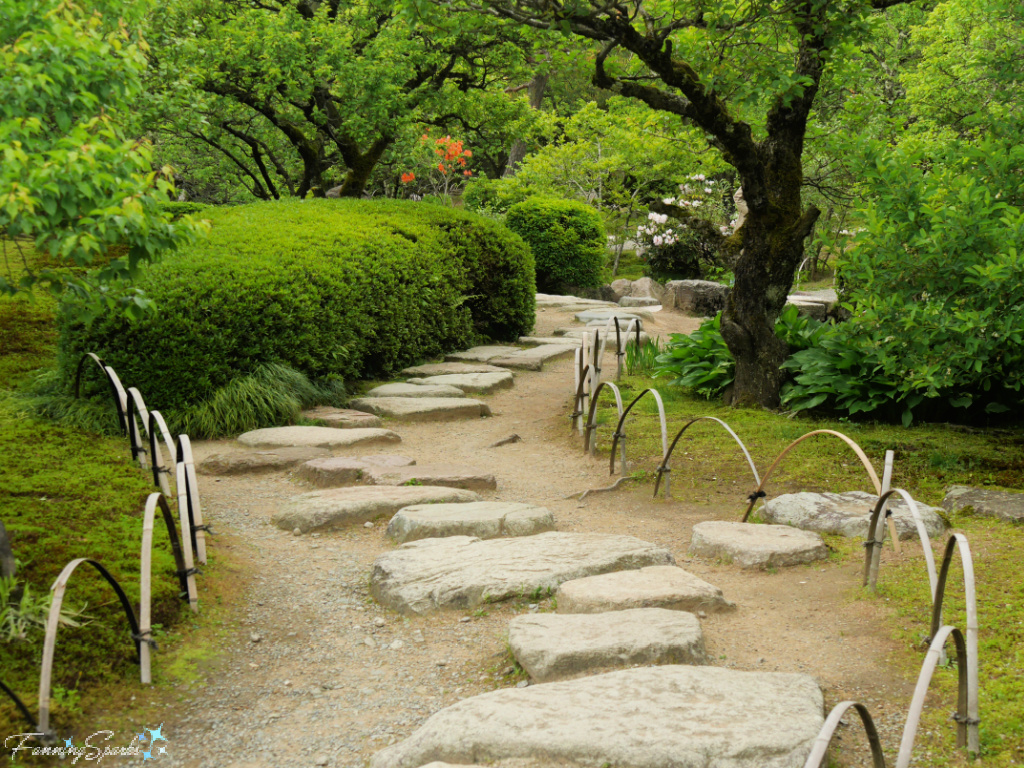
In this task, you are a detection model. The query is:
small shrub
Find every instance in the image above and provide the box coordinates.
[461,177,534,216]
[506,197,606,293]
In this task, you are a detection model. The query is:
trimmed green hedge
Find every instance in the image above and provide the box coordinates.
[506,197,606,292]
[55,199,534,435]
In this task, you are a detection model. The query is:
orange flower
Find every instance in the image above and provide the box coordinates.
[400,172,415,183]
[438,163,446,173]
[463,170,472,177]
[464,150,472,158]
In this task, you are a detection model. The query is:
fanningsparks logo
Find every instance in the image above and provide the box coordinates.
[5,724,168,762]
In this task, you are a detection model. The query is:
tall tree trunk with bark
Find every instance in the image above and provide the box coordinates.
[503,71,548,177]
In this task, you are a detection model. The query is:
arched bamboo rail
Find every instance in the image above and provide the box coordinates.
[863,488,939,594]
[174,463,200,612]
[125,387,150,471]
[0,680,35,729]
[570,363,592,435]
[73,353,127,435]
[654,416,760,500]
[608,389,668,476]
[175,435,209,565]
[803,701,886,768]
[37,559,143,735]
[741,430,882,522]
[147,410,177,497]
[896,625,971,766]
[605,317,642,379]
[583,381,625,463]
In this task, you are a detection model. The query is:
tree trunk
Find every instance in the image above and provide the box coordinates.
[334,135,393,198]
[503,72,548,178]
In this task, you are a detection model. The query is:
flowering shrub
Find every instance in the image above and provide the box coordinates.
[400,135,473,204]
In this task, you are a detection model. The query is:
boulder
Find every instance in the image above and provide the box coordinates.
[628,276,665,302]
[386,501,554,543]
[299,406,382,429]
[362,382,466,399]
[943,485,1024,524]
[784,298,828,322]
[236,426,400,449]
[666,280,730,316]
[619,296,661,307]
[490,345,577,371]
[405,372,514,394]
[369,666,824,768]
[509,608,705,682]
[370,532,673,615]
[688,522,829,569]
[197,446,329,475]
[296,455,416,488]
[607,278,633,302]
[272,485,480,533]
[556,565,734,614]
[348,397,489,422]
[401,362,508,376]
[760,491,948,541]
[365,463,497,492]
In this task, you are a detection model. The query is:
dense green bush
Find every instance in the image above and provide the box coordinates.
[506,197,606,292]
[54,199,534,436]
[462,177,534,216]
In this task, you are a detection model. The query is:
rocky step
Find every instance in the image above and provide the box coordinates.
[348,397,489,423]
[761,490,948,540]
[401,362,509,376]
[943,485,1024,523]
[198,446,329,476]
[405,371,513,394]
[369,666,824,768]
[689,521,829,570]
[237,426,401,449]
[556,565,734,614]
[518,335,584,347]
[618,296,661,307]
[534,293,617,309]
[489,344,576,371]
[444,345,521,363]
[574,308,656,324]
[365,463,497,492]
[386,501,554,544]
[508,608,705,683]
[272,485,480,533]
[362,383,465,399]
[370,532,673,615]
[296,455,416,488]
[299,406,382,429]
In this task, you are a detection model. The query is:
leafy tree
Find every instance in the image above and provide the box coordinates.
[0,0,203,317]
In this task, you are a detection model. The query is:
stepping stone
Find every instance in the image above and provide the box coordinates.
[535,293,617,309]
[368,666,824,768]
[237,426,401,449]
[401,362,509,376]
[689,521,828,569]
[445,346,521,363]
[362,382,465,399]
[509,608,706,683]
[370,532,673,615]
[490,344,577,371]
[518,335,584,347]
[556,328,650,349]
[297,455,416,488]
[557,565,734,615]
[943,485,1024,523]
[575,308,656,323]
[300,406,382,429]
[761,490,948,540]
[348,397,489,423]
[619,296,661,307]
[405,372,513,394]
[197,446,328,475]
[386,501,554,544]
[365,463,497,491]
[272,486,481,533]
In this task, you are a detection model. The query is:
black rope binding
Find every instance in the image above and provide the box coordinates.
[177,567,202,578]
[132,631,159,650]
[747,490,767,503]
[192,524,214,534]
[951,713,980,726]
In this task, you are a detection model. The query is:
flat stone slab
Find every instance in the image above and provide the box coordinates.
[272,486,481,533]
[535,293,616,309]
[348,397,489,422]
[619,296,661,307]
[401,362,509,376]
[369,666,824,768]
[575,308,656,323]
[405,372,513,394]
[370,532,673,615]
[237,426,401,449]
[300,406,382,429]
[197,446,328,475]
[362,382,466,399]
[557,565,734,614]
[761,491,948,540]
[509,608,705,683]
[689,522,828,569]
[297,455,416,487]
[365,463,497,491]
[943,485,1024,523]
[490,345,577,371]
[518,335,584,347]
[386,501,554,544]
[445,346,521,363]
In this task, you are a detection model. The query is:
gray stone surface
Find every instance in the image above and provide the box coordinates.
[761,490,948,540]
[574,309,650,324]
[237,426,401,449]
[299,406,383,429]
[365,463,497,491]
[362,382,466,399]
[785,298,828,321]
[296,455,416,488]
[627,277,665,302]
[606,278,633,303]
[197,446,328,475]
[490,345,576,371]
[370,532,673,615]
[666,280,730,315]
[405,371,514,394]
[348,397,489,422]
[445,346,521,363]
[386,501,554,544]
[943,485,1024,523]
[401,362,508,376]
[535,294,617,309]
[518,335,584,347]
[791,288,839,309]
[689,521,829,569]
[369,666,824,768]
[509,608,705,682]
[619,296,661,307]
[272,486,480,533]
[557,565,734,615]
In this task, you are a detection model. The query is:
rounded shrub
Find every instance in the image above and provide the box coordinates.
[505,197,606,293]
[54,199,534,436]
